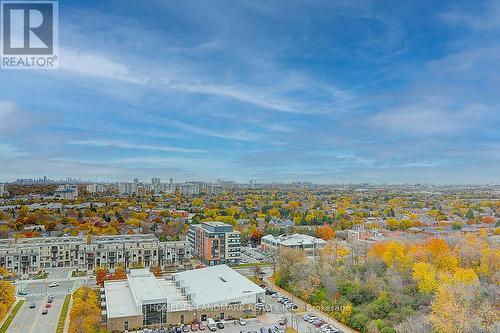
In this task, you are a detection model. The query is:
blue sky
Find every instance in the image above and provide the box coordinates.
[0,0,499,183]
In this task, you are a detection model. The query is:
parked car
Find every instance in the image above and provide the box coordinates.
[17,291,28,296]
[42,309,48,315]
[29,302,36,309]
[238,318,247,326]
[198,322,206,331]
[45,303,51,308]
[207,318,217,331]
[48,282,59,287]
[190,323,198,331]
[278,318,286,325]
[216,322,224,329]
[182,325,189,332]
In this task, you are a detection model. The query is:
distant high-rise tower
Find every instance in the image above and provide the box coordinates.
[152,178,161,186]
[133,178,139,184]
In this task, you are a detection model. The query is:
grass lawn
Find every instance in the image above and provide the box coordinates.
[71,270,87,277]
[286,328,299,333]
[231,262,271,268]
[32,272,49,279]
[0,300,25,333]
[56,294,71,333]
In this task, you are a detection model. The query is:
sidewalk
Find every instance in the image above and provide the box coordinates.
[264,277,358,333]
[62,296,73,333]
[0,298,21,328]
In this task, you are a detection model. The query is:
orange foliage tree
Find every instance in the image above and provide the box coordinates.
[316,224,335,240]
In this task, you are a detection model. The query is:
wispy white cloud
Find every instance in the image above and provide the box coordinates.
[0,143,25,157]
[369,103,490,135]
[66,139,204,153]
[440,1,500,31]
[57,47,352,115]
[167,120,261,142]
[112,156,225,168]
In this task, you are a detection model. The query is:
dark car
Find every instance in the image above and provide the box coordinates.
[17,291,28,296]
[42,309,48,315]
[216,322,224,329]
[182,325,189,332]
[29,302,36,309]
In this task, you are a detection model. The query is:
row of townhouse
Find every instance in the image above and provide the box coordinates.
[0,234,191,275]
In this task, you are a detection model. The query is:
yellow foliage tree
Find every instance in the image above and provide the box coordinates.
[478,248,500,282]
[0,281,15,320]
[69,286,101,333]
[382,241,410,270]
[412,262,438,293]
[452,268,479,285]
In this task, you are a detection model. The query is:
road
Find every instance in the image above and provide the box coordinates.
[17,280,75,297]
[45,267,72,279]
[7,293,66,333]
[9,278,75,333]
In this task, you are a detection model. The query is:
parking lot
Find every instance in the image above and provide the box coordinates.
[130,318,285,333]
[240,246,272,264]
[262,289,346,333]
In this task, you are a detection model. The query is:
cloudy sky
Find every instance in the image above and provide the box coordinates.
[0,0,499,183]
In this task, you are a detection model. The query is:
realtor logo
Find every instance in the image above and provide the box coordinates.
[1,0,58,69]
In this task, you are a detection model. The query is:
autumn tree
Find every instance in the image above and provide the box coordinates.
[412,262,437,293]
[430,284,498,333]
[111,264,126,280]
[316,224,335,240]
[95,267,107,287]
[152,266,161,277]
[0,281,15,320]
[69,286,101,333]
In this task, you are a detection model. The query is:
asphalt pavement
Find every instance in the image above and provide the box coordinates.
[7,294,65,333]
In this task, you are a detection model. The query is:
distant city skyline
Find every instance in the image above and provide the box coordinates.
[0,0,499,184]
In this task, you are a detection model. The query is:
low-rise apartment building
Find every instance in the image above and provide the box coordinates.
[0,234,190,275]
[53,184,78,199]
[188,222,241,266]
[260,233,327,255]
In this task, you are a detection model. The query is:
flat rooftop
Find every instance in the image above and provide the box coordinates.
[104,280,141,318]
[128,269,168,305]
[105,266,264,319]
[173,265,264,307]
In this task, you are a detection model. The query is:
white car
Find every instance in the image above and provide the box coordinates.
[238,318,247,326]
[48,282,59,287]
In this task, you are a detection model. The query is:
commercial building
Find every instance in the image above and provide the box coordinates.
[0,184,6,197]
[119,183,134,195]
[86,184,105,194]
[54,184,78,199]
[188,222,241,266]
[103,265,265,331]
[0,234,190,275]
[260,233,327,255]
